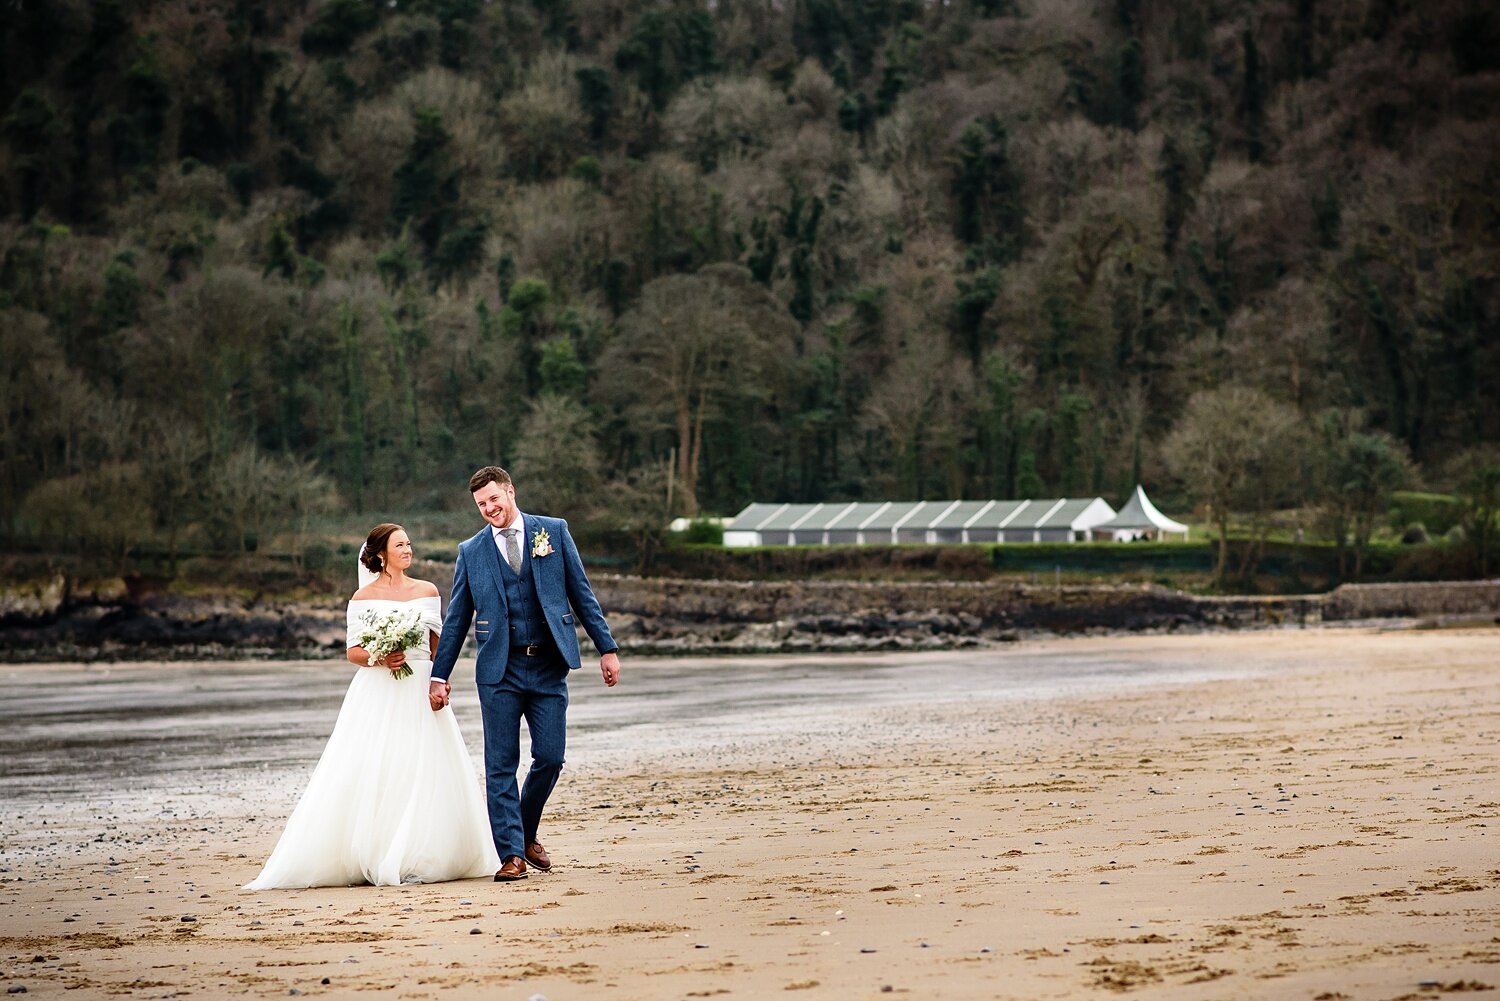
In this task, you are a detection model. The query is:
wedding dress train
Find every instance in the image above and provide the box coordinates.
[244,597,500,888]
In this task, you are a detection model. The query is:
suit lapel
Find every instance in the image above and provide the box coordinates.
[525,513,545,594]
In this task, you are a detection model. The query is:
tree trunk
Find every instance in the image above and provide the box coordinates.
[675,393,697,517]
[688,384,708,517]
[1215,511,1229,584]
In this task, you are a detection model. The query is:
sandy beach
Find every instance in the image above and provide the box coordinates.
[2,627,1497,999]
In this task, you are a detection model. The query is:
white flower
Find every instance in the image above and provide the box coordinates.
[358,608,426,679]
[531,527,554,558]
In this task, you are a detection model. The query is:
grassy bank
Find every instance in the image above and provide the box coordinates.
[0,535,1482,607]
[650,538,1477,593]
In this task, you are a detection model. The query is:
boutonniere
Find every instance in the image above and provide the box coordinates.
[531,527,555,558]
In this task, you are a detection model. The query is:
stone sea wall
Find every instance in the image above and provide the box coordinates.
[1,572,1494,661]
[592,577,1499,654]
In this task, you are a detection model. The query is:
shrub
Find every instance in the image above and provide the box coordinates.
[1399,522,1429,545]
[680,518,724,545]
[1388,491,1462,536]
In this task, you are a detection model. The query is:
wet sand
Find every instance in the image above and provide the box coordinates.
[1,627,1497,999]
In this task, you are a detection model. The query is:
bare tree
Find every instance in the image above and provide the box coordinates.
[20,464,152,575]
[142,416,209,575]
[513,396,605,518]
[1163,385,1305,584]
[600,456,675,572]
[602,263,797,516]
[497,53,587,182]
[271,455,339,570]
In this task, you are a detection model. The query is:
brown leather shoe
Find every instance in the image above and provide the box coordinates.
[524,841,552,872]
[494,856,528,881]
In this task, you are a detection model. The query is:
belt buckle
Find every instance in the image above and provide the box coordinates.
[524,644,541,657]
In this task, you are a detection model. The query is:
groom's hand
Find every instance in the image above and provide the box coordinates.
[600,652,620,688]
[428,679,450,711]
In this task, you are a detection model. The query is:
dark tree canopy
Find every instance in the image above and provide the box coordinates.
[0,0,1496,559]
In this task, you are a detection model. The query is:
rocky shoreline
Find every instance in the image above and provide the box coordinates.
[2,571,1496,662]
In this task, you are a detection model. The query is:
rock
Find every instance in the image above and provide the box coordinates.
[180,915,196,922]
[470,928,482,935]
[8,987,28,995]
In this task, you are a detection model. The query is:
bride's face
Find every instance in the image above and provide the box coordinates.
[383,530,414,571]
[474,481,517,529]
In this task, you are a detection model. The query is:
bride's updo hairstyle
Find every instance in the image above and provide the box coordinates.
[361,523,404,575]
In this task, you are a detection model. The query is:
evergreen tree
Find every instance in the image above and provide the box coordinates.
[390,108,461,268]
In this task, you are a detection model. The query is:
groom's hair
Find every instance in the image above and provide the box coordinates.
[469,466,513,493]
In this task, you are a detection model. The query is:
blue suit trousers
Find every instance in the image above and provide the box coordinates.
[479,648,569,861]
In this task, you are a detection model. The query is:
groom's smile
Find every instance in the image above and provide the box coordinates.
[474,481,518,529]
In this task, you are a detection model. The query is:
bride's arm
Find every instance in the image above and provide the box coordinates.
[349,644,406,670]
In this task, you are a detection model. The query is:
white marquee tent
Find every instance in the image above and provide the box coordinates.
[722,497,1118,547]
[1091,485,1190,541]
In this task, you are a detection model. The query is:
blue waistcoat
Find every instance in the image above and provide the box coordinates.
[498,538,548,652]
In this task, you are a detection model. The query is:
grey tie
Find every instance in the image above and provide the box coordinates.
[500,529,521,573]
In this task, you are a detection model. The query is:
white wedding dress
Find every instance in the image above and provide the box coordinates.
[244,596,501,888]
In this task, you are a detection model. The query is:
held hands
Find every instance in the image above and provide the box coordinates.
[600,651,621,688]
[428,679,451,711]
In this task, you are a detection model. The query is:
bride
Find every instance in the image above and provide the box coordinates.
[245,523,500,888]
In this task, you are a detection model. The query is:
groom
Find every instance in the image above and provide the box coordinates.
[430,465,621,881]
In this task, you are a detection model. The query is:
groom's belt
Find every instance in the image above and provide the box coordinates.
[518,644,545,657]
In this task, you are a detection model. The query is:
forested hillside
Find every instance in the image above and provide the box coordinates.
[2,0,1497,560]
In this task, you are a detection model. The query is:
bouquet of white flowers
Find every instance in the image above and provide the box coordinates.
[357,607,427,679]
